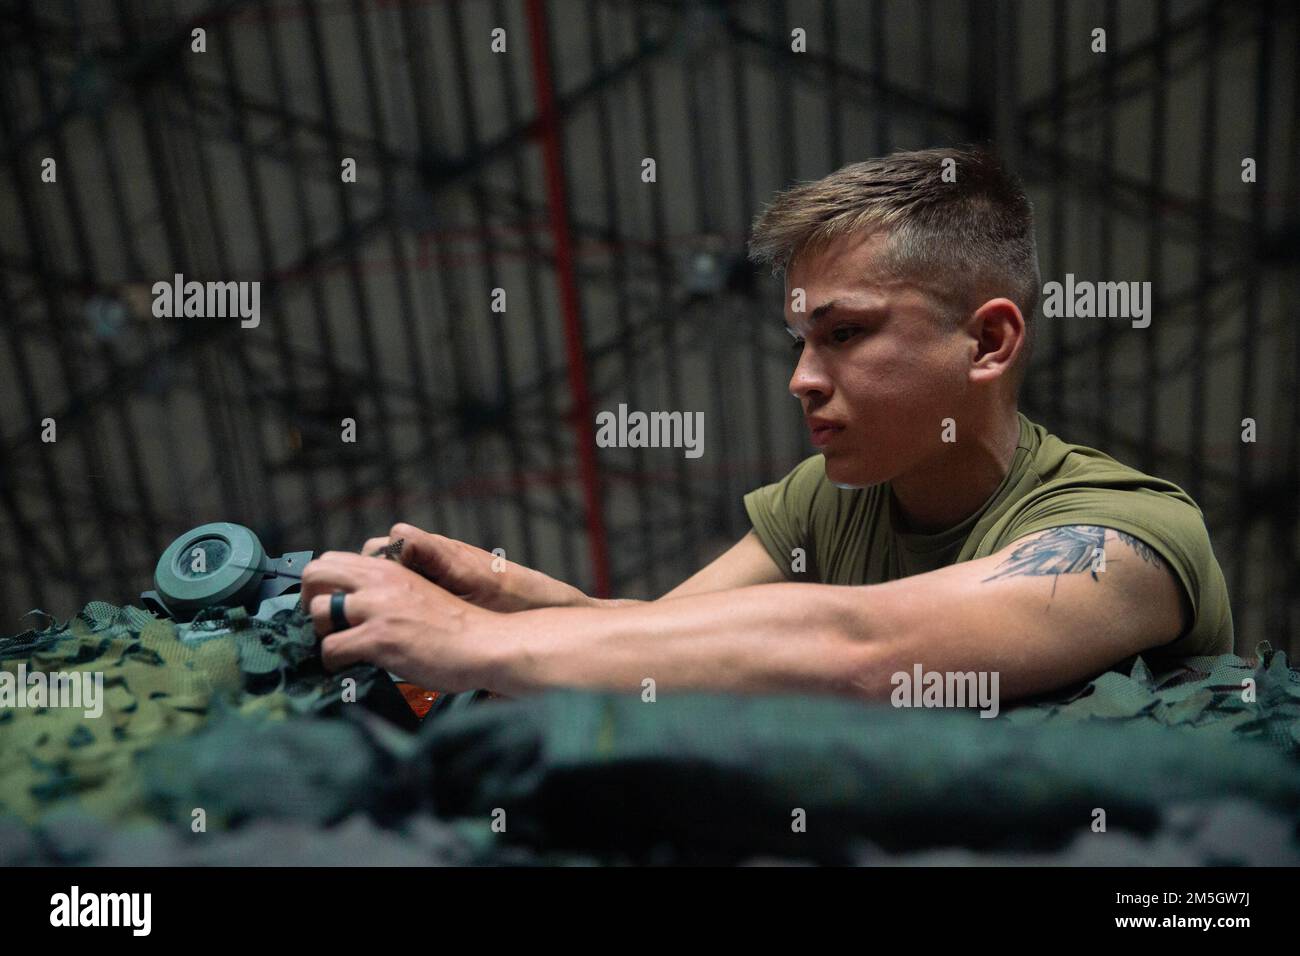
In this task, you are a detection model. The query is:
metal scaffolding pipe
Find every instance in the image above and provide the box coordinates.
[525,0,611,597]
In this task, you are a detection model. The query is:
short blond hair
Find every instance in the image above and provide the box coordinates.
[748,145,1040,389]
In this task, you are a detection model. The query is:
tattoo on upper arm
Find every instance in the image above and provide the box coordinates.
[1115,531,1164,569]
[981,525,1167,591]
[982,526,1106,586]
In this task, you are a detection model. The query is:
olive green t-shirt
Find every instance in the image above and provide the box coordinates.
[742,412,1234,668]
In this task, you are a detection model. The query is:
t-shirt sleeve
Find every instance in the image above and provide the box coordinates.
[742,455,827,581]
[995,485,1235,660]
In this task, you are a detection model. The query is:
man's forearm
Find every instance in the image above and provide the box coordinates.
[482,582,876,698]
[583,596,649,609]
[503,566,644,611]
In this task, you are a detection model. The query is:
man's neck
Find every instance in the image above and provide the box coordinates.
[889,408,1023,534]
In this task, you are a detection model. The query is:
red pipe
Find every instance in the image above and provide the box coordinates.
[525,0,612,597]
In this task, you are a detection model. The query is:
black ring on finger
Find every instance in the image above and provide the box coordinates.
[329,590,349,632]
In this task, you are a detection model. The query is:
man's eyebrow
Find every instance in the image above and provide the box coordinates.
[783,299,838,335]
[783,300,883,333]
[809,299,841,321]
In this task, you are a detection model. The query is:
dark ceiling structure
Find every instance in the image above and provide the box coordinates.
[0,0,1296,651]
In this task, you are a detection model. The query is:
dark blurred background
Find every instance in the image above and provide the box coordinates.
[0,0,1295,654]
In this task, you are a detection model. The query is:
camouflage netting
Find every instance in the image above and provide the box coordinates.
[0,602,393,823]
[2,602,1299,865]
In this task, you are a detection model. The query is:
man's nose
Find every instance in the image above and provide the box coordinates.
[789,347,831,402]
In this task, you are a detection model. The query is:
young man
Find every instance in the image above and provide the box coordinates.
[300,146,1234,706]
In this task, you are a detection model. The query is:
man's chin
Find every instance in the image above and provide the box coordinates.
[822,453,875,490]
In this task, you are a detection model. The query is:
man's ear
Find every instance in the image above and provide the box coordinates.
[966,298,1025,385]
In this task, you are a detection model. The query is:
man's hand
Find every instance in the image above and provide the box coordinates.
[360,523,590,613]
[300,550,502,692]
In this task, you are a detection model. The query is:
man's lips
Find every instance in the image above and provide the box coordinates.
[806,418,845,447]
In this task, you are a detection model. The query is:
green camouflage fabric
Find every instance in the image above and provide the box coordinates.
[2,602,1299,865]
[411,648,1300,864]
[0,601,391,825]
